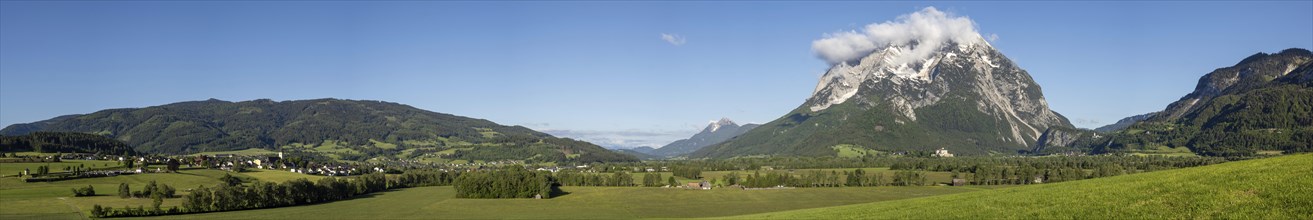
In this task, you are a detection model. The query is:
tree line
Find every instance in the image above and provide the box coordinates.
[0,132,138,155]
[670,166,701,179]
[92,173,389,218]
[453,166,558,199]
[734,169,927,188]
[883,155,1223,185]
[553,170,634,187]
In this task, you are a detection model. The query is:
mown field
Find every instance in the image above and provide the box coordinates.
[0,161,324,220]
[136,186,987,219]
[633,167,955,185]
[722,153,1313,219]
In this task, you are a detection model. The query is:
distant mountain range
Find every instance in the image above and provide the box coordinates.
[692,37,1074,158]
[642,118,758,158]
[627,146,656,154]
[0,98,637,163]
[1094,112,1157,132]
[611,148,660,160]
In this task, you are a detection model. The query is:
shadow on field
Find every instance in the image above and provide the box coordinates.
[550,188,571,198]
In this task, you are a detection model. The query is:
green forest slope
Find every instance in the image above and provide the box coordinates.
[0,98,635,163]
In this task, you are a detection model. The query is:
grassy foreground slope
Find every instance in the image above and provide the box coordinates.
[725,154,1313,219]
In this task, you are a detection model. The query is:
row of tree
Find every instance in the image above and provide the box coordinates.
[118,181,177,199]
[736,170,927,188]
[395,168,460,187]
[93,173,389,218]
[554,170,634,187]
[0,132,138,155]
[845,169,882,187]
[671,166,701,179]
[610,154,1222,175]
[639,173,668,187]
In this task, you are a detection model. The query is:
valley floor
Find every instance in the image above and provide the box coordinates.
[5,154,1310,219]
[130,186,986,219]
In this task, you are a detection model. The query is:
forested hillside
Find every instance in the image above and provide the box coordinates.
[0,132,138,155]
[1090,49,1313,156]
[0,98,636,162]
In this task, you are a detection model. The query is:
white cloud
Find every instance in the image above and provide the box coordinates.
[812,7,985,65]
[988,33,999,42]
[660,33,687,46]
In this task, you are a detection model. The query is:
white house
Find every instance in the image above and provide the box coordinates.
[934,148,954,157]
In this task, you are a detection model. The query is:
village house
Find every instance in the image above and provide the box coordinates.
[687,180,711,190]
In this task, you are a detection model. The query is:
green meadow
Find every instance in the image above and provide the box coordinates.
[723,153,1313,219]
[136,186,984,219]
[0,163,323,220]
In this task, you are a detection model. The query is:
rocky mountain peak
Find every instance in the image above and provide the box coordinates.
[807,40,998,112]
[706,118,739,133]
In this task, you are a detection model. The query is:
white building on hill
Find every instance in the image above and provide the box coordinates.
[934,148,954,157]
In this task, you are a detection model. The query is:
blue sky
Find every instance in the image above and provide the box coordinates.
[2,1,1310,149]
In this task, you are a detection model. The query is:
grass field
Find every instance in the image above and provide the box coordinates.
[1,160,123,177]
[697,167,956,185]
[369,139,398,150]
[137,186,987,219]
[0,164,327,220]
[831,144,883,158]
[722,153,1313,219]
[0,168,236,219]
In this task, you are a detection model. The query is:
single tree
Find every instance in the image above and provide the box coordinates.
[118,183,131,198]
[166,159,180,172]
